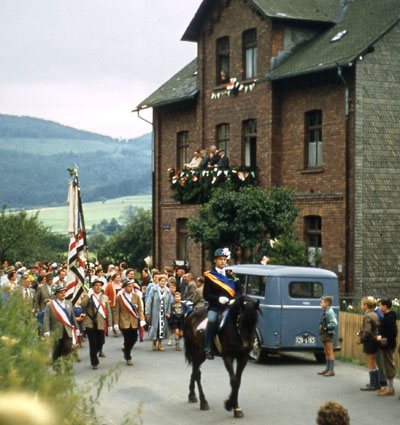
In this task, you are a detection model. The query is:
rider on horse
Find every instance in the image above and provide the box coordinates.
[203,247,239,360]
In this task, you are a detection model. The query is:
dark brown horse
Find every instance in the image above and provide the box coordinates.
[184,295,260,418]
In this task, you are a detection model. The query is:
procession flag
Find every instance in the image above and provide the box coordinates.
[66,167,88,305]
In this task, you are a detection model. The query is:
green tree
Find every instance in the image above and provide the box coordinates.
[97,208,151,269]
[0,205,67,264]
[258,221,307,265]
[187,185,306,264]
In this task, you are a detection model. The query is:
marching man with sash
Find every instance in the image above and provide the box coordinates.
[203,247,239,360]
[81,278,112,370]
[114,279,145,366]
[44,285,80,368]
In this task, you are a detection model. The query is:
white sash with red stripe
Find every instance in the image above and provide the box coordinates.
[119,290,139,319]
[51,300,77,345]
[92,293,108,334]
[92,294,107,319]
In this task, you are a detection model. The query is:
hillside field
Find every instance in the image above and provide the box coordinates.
[22,195,151,234]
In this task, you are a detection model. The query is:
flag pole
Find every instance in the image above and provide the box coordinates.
[73,167,90,263]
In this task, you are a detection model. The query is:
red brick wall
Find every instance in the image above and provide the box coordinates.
[274,74,351,293]
[152,1,354,293]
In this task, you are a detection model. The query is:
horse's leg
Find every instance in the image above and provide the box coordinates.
[222,355,237,412]
[188,362,198,403]
[231,355,248,418]
[195,365,209,410]
[223,355,247,418]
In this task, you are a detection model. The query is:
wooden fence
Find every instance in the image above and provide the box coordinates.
[339,312,400,370]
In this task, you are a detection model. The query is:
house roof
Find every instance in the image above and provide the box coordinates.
[182,0,338,41]
[264,0,400,81]
[136,59,198,109]
[138,0,400,110]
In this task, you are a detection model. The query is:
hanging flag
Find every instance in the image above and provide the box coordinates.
[66,168,88,305]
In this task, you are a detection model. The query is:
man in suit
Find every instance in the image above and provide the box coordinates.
[44,286,80,366]
[81,279,112,369]
[216,148,229,168]
[203,248,238,360]
[114,280,145,365]
[35,273,55,313]
[183,273,197,302]
[16,275,35,312]
[176,268,186,294]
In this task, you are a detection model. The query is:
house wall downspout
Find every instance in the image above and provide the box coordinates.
[135,109,155,265]
[337,65,350,295]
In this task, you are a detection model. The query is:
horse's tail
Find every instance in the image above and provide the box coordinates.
[183,308,207,365]
[183,312,195,365]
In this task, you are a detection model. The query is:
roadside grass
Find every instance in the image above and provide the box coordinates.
[21,195,151,234]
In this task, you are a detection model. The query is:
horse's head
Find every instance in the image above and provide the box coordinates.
[233,295,260,351]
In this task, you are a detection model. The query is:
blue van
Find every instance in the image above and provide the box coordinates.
[229,264,340,362]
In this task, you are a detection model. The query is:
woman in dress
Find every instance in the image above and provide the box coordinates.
[145,274,171,351]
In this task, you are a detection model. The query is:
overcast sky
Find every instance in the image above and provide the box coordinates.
[0,0,203,139]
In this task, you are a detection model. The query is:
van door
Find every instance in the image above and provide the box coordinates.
[280,278,324,349]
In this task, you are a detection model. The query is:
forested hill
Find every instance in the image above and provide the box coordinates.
[0,114,152,208]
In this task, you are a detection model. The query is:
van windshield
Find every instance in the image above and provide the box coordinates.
[289,281,323,298]
[245,274,266,296]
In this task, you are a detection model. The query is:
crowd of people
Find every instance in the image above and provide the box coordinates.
[184,144,229,170]
[318,292,398,399]
[1,255,398,422]
[0,259,205,370]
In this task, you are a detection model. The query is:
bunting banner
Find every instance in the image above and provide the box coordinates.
[66,170,88,305]
[51,300,78,345]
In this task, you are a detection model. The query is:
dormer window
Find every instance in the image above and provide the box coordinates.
[217,36,230,84]
[243,29,257,79]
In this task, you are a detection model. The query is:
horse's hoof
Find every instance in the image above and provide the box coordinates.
[188,395,198,403]
[224,399,233,411]
[200,401,209,410]
[234,408,244,418]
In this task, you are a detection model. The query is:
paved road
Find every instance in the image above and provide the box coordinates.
[74,335,399,425]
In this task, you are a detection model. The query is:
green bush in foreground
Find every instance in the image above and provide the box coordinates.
[0,290,140,425]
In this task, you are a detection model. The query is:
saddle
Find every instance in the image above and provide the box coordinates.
[196,308,230,355]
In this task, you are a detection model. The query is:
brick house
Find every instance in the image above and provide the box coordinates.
[136,0,400,296]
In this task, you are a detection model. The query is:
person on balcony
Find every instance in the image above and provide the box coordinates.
[199,149,209,169]
[216,148,229,169]
[184,150,202,169]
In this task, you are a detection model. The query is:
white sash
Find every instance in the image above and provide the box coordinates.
[51,300,77,345]
[92,293,107,320]
[119,290,139,319]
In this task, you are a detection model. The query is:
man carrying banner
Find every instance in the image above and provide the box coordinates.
[203,248,239,360]
[44,285,80,369]
[81,278,112,369]
[114,280,145,365]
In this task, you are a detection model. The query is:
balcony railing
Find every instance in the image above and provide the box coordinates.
[168,166,258,204]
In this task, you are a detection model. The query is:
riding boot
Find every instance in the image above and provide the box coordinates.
[158,338,165,351]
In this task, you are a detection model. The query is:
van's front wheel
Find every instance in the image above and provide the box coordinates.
[250,335,264,363]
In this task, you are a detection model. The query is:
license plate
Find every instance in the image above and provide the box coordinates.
[295,336,316,344]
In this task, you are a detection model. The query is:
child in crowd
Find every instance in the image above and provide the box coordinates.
[318,296,338,377]
[170,291,190,351]
[376,298,398,396]
[145,274,171,351]
[358,296,380,391]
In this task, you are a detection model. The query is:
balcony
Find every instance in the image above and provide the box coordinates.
[168,166,257,204]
